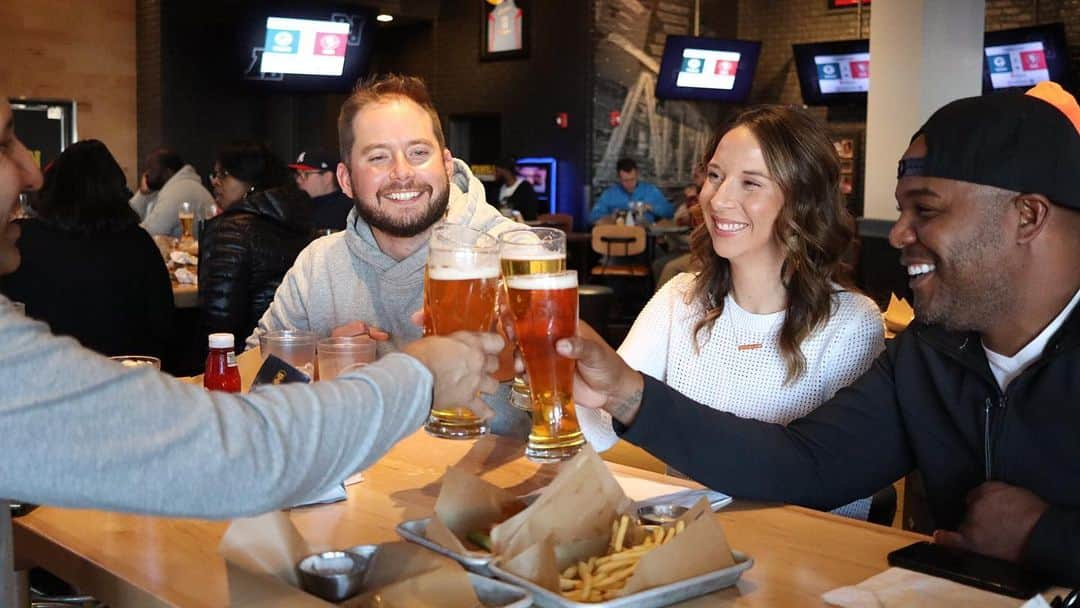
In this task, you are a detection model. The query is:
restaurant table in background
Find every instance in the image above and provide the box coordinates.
[14,432,933,607]
[172,283,197,309]
[646,222,691,263]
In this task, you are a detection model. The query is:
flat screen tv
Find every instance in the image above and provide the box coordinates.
[655,36,762,103]
[239,4,375,92]
[515,156,558,215]
[793,39,870,106]
[983,23,1071,93]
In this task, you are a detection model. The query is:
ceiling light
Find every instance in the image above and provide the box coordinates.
[376,14,393,23]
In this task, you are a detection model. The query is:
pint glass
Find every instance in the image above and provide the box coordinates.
[505,270,583,462]
[178,201,195,241]
[423,224,500,439]
[498,228,567,411]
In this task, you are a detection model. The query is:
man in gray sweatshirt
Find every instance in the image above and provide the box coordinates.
[247,74,532,436]
[0,97,504,606]
[129,147,216,237]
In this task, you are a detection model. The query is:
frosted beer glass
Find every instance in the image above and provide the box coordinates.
[178,201,195,241]
[505,270,583,462]
[423,224,500,439]
[497,227,567,411]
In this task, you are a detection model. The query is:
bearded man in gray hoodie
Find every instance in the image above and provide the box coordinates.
[247,74,531,436]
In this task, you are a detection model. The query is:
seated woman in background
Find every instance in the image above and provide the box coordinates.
[199,141,313,348]
[0,139,174,360]
[578,106,885,520]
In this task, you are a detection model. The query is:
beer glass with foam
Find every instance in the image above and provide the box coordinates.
[506,270,583,462]
[497,228,567,411]
[423,224,500,438]
[178,201,195,241]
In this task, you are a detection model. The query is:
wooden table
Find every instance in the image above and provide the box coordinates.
[13,433,928,607]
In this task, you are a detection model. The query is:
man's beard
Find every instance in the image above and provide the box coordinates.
[914,220,1012,333]
[353,180,450,238]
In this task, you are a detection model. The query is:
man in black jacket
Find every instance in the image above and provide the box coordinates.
[290,149,353,232]
[494,156,539,221]
[559,82,1080,585]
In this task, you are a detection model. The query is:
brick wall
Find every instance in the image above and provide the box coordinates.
[1,0,138,183]
[737,0,871,106]
[985,0,1080,72]
[740,0,1080,107]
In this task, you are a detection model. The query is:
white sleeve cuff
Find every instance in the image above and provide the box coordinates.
[576,404,619,452]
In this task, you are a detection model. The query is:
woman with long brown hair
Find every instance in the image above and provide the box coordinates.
[578,106,884,519]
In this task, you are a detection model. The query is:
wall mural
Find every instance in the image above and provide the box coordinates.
[591,0,717,202]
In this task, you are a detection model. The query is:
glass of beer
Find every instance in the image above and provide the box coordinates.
[423,224,501,439]
[178,201,195,241]
[497,228,567,411]
[506,270,584,462]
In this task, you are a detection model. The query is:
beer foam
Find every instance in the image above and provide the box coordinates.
[428,265,500,280]
[505,272,577,290]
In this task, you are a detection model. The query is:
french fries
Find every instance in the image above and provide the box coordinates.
[558,515,687,603]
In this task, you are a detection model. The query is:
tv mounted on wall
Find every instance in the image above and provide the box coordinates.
[239,3,375,92]
[983,23,1071,93]
[793,39,870,106]
[655,35,762,103]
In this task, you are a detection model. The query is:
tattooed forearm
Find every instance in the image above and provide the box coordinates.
[607,387,643,426]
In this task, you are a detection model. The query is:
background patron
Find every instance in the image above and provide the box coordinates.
[590,157,674,224]
[0,139,174,360]
[129,146,215,238]
[199,141,313,348]
[494,155,539,221]
[290,148,353,233]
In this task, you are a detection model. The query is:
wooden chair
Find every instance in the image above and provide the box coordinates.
[589,224,649,279]
[535,212,573,235]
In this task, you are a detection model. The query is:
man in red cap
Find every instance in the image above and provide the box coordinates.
[289,149,353,232]
[562,82,1080,585]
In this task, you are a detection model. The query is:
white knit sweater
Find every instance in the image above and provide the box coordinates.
[577,273,885,518]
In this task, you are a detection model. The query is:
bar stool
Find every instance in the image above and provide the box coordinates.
[578,284,614,344]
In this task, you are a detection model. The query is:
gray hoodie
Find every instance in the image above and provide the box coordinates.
[247,159,531,435]
[129,164,216,237]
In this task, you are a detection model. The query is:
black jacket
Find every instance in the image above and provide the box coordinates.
[502,180,539,221]
[198,187,313,348]
[310,190,354,232]
[620,307,1080,585]
[0,219,174,360]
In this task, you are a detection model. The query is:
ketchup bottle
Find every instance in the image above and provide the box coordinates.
[204,333,241,393]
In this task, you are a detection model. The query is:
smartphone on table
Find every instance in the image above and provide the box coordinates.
[887,541,1047,599]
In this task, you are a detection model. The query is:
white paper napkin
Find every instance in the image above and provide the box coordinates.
[174,267,198,285]
[170,250,198,266]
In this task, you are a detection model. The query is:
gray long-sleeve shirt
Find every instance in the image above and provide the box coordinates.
[0,296,433,605]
